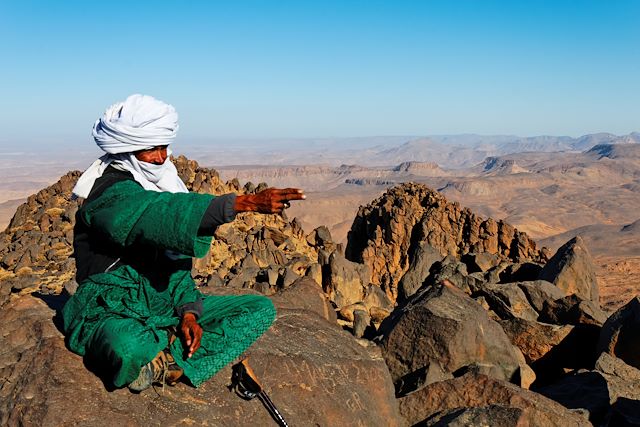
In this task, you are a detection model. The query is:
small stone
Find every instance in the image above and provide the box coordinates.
[281,267,299,289]
[339,302,367,322]
[62,280,79,297]
[304,263,322,286]
[369,306,391,323]
[353,309,370,338]
[253,282,273,295]
[266,267,279,287]
[314,226,332,246]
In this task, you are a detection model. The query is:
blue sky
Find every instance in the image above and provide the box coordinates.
[1,0,638,149]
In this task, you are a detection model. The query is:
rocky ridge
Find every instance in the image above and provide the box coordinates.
[0,156,327,299]
[345,182,547,302]
[1,161,639,426]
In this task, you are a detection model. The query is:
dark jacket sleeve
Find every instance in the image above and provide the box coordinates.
[198,193,237,235]
[81,180,215,258]
[176,299,204,319]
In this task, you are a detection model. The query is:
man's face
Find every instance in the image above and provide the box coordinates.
[134,146,168,165]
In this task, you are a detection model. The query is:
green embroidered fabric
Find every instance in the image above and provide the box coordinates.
[62,181,275,387]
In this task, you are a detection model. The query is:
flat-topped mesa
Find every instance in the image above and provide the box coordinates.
[345,182,546,301]
[393,161,445,176]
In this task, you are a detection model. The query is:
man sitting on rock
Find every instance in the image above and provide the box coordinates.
[62,94,305,391]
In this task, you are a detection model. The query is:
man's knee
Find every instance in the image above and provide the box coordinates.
[244,296,276,329]
[93,319,156,364]
[239,295,276,320]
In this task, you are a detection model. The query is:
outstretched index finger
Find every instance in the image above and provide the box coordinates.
[277,188,306,200]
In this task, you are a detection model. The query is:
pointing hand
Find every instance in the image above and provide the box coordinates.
[234,188,306,214]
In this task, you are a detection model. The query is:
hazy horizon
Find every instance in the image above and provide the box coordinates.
[2,131,640,156]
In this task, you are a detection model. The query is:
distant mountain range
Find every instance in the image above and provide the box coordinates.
[357,133,640,168]
[189,132,640,169]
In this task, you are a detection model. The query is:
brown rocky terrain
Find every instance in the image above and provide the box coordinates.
[2,146,640,425]
[345,183,546,301]
[215,143,640,313]
[0,157,404,425]
[0,156,327,294]
[0,278,402,426]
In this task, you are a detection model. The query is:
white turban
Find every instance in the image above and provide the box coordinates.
[72,94,188,198]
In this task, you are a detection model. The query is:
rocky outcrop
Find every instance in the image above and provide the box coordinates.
[539,294,607,326]
[368,219,617,404]
[538,235,599,303]
[266,276,337,323]
[322,252,370,308]
[481,158,530,175]
[516,280,567,312]
[3,164,639,426]
[423,257,485,295]
[0,282,402,426]
[345,183,546,301]
[0,170,81,293]
[380,281,525,392]
[461,251,501,273]
[537,353,640,425]
[398,372,589,426]
[423,405,562,427]
[598,296,640,370]
[0,156,322,297]
[500,318,574,366]
[173,155,241,196]
[499,318,600,387]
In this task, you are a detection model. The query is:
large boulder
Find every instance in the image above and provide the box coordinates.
[270,276,337,323]
[500,318,599,387]
[380,281,524,392]
[498,262,543,283]
[598,296,640,370]
[424,405,575,427]
[538,236,599,304]
[500,318,574,366]
[478,283,539,321]
[0,292,402,426]
[397,242,443,302]
[207,276,338,323]
[539,294,607,326]
[595,352,640,395]
[516,280,567,312]
[596,353,640,426]
[398,372,589,426]
[461,252,500,273]
[423,258,484,295]
[537,352,640,426]
[322,251,370,308]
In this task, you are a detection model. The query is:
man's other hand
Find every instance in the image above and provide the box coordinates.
[179,312,203,358]
[234,188,305,214]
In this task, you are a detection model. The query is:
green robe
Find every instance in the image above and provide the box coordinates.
[62,181,275,387]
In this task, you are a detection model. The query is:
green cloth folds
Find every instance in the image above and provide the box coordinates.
[62,182,276,388]
[81,180,214,258]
